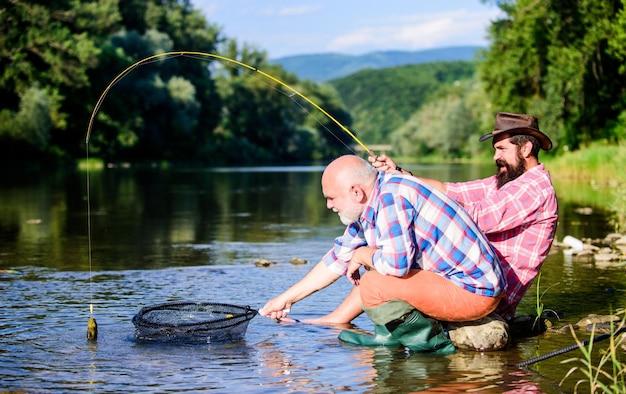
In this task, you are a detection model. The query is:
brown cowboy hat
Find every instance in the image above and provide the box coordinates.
[479,112,553,151]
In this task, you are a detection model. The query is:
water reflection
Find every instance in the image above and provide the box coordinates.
[0,164,624,392]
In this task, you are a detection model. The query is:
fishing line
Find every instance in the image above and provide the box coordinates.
[181,53,360,154]
[83,51,374,334]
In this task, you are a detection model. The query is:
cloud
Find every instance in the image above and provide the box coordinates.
[328,9,503,53]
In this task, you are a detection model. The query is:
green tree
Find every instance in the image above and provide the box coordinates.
[480,0,626,150]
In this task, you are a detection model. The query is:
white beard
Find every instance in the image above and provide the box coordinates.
[338,206,362,225]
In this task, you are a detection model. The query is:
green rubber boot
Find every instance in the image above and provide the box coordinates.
[338,323,402,347]
[389,309,456,355]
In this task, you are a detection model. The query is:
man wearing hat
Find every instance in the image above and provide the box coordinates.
[370,111,558,320]
[306,112,557,331]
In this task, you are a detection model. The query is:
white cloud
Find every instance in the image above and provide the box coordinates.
[328,9,503,53]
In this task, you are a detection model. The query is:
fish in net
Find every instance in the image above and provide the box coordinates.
[132,302,257,343]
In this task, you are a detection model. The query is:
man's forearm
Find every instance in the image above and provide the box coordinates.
[279,261,341,305]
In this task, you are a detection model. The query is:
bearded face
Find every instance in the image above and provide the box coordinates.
[495,147,526,188]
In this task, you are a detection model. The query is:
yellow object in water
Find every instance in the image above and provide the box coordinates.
[226,314,234,319]
[87,316,98,341]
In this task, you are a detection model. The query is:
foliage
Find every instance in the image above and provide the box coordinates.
[330,61,475,144]
[479,0,626,151]
[560,310,626,393]
[0,0,353,164]
[389,78,494,159]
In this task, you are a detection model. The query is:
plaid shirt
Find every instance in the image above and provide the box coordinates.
[446,164,558,318]
[322,173,504,298]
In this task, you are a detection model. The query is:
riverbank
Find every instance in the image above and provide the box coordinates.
[544,141,626,184]
[545,142,625,231]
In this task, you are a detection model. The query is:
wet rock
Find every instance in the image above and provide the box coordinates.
[446,314,509,351]
[594,253,620,262]
[254,259,276,267]
[604,233,623,243]
[583,322,619,334]
[571,249,594,262]
[582,243,600,252]
[615,236,626,246]
[289,257,308,265]
[574,207,593,215]
[575,314,620,330]
[551,323,575,335]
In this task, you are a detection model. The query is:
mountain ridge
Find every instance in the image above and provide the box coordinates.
[271,46,482,81]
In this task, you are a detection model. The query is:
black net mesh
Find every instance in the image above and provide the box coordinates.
[132,302,257,343]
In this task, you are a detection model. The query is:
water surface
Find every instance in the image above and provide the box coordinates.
[1,164,624,392]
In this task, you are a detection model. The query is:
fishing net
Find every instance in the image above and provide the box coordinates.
[132,302,257,343]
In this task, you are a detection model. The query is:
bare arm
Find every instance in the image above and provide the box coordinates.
[259,261,341,320]
[368,154,447,193]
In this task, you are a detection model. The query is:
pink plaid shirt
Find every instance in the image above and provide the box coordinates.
[445,164,558,319]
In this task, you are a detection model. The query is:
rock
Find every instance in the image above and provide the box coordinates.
[289,257,308,265]
[575,314,620,329]
[254,259,276,267]
[594,253,620,262]
[582,243,600,252]
[551,323,575,335]
[574,207,593,215]
[446,314,509,351]
[605,233,623,243]
[615,236,626,246]
[563,235,584,252]
[572,250,594,263]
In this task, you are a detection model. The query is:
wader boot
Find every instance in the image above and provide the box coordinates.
[339,301,455,355]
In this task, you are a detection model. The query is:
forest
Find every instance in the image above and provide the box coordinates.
[1,0,625,164]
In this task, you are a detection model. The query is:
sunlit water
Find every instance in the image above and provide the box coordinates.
[1,164,624,392]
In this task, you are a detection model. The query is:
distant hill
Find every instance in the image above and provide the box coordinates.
[330,61,475,144]
[271,46,481,82]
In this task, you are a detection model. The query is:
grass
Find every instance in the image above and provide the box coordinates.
[545,141,626,231]
[77,158,104,171]
[544,141,626,185]
[560,310,626,393]
[533,272,560,330]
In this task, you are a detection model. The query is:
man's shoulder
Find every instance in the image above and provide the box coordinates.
[517,164,555,190]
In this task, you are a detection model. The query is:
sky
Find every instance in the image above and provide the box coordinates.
[192,0,503,58]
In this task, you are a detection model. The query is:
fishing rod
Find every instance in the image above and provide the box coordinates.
[85,51,372,154]
[517,325,626,368]
[83,50,374,340]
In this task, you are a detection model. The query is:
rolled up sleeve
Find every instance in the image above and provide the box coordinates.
[321,222,367,275]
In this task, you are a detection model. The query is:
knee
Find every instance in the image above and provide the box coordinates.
[359,271,383,305]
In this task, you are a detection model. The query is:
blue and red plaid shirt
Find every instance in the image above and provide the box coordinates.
[322,173,505,297]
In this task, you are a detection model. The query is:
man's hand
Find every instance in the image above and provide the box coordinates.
[351,246,376,269]
[346,260,361,286]
[368,154,399,173]
[259,296,292,320]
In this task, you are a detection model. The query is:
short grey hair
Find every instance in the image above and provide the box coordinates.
[347,156,377,185]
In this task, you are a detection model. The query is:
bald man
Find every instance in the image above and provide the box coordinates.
[260,155,505,352]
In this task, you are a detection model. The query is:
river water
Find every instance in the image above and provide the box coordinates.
[1,164,624,392]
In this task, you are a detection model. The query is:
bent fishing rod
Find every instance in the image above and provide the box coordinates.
[82,51,375,339]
